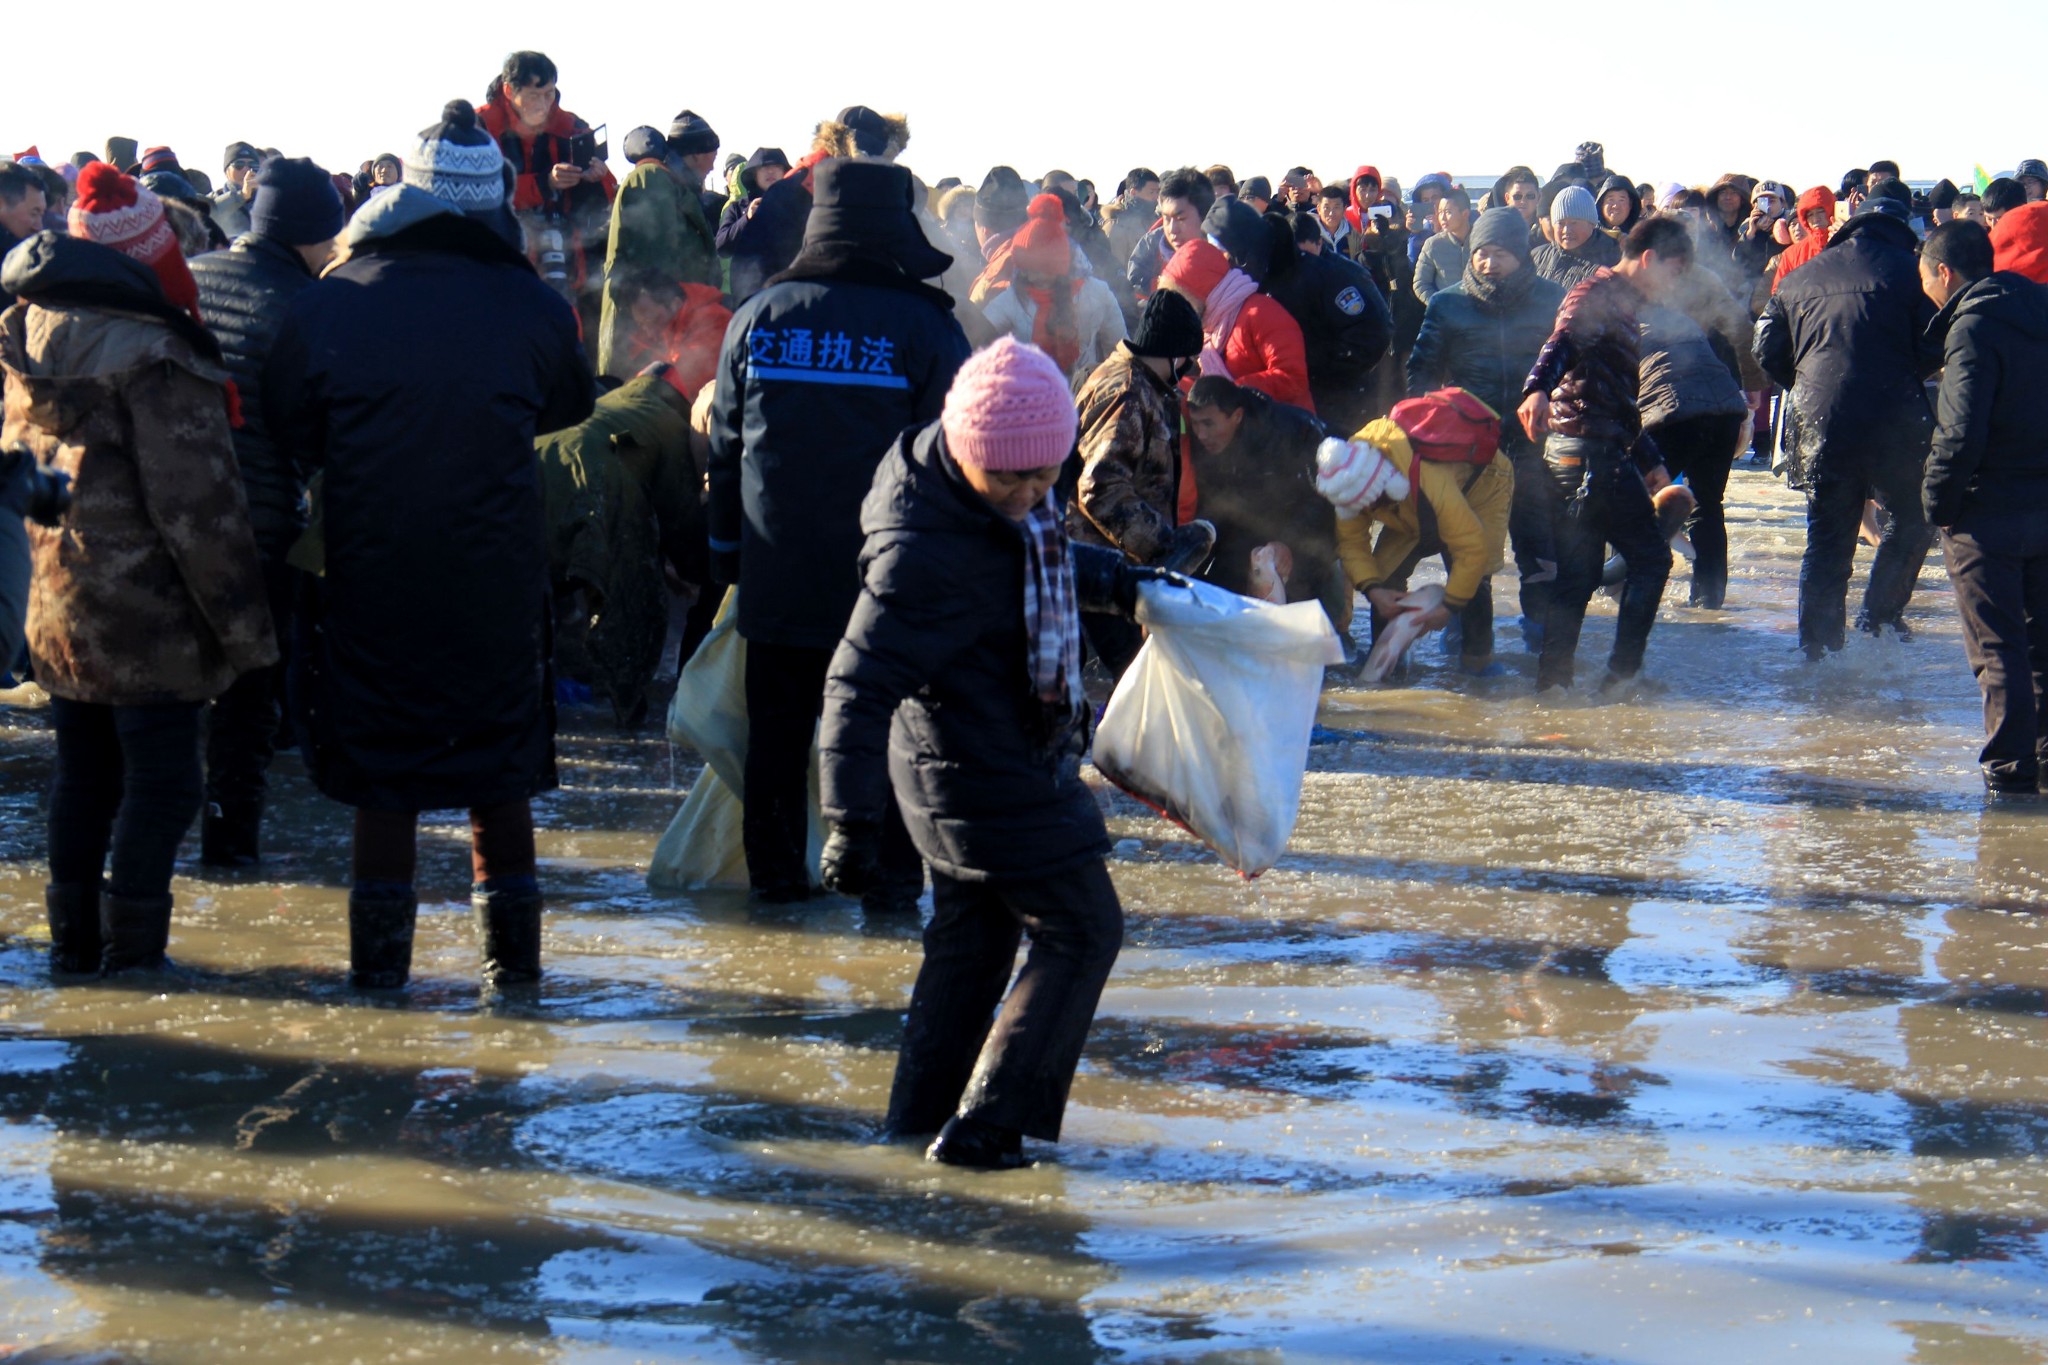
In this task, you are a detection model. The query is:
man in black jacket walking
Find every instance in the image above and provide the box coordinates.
[189,157,344,867]
[1918,221,2048,795]
[707,159,970,907]
[1756,179,1938,658]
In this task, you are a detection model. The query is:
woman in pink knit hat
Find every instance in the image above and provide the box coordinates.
[816,336,1170,1169]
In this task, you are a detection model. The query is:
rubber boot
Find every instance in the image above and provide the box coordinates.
[44,883,103,977]
[200,797,263,868]
[473,882,543,988]
[927,1114,1027,1170]
[99,892,173,975]
[347,885,418,990]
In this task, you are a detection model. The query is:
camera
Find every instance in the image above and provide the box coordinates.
[1,443,73,527]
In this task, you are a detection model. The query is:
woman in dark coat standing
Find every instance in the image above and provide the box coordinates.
[267,102,595,991]
[818,338,1160,1168]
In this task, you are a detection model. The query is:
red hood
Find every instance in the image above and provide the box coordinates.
[1993,201,2048,286]
[1796,185,1836,225]
[1348,164,1381,211]
[479,89,583,143]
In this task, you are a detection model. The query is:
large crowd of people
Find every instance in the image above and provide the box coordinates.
[4,51,2047,1168]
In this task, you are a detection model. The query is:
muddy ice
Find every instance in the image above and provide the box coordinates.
[2,470,2046,1363]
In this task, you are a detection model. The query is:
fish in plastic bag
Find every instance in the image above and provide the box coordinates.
[1092,577,1344,876]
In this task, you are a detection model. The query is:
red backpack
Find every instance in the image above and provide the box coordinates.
[1388,388,1502,468]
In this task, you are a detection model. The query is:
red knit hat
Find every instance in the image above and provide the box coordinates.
[1010,194,1071,277]
[68,162,201,322]
[1992,202,2048,287]
[1159,239,1230,303]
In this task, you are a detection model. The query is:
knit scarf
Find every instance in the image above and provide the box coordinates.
[1021,493,1083,706]
[1023,277,1083,374]
[1461,256,1539,312]
[1202,267,1258,355]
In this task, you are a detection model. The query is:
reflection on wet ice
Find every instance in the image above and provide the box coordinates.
[1,471,2047,1361]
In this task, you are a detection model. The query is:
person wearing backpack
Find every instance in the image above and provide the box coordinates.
[1316,390,1514,674]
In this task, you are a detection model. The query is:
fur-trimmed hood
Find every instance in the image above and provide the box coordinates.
[812,111,910,163]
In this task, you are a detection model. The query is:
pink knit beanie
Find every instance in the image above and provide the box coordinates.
[940,337,1078,471]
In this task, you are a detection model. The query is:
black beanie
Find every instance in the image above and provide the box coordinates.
[1129,289,1204,360]
[667,111,719,157]
[836,106,892,158]
[250,156,345,246]
[974,166,1030,233]
[622,126,667,164]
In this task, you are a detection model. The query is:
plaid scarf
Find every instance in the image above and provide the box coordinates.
[1020,494,1083,706]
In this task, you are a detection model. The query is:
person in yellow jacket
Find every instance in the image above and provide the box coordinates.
[1316,417,1513,674]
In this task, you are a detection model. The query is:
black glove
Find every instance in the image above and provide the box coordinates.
[1110,562,1192,619]
[819,820,882,896]
[1158,518,1217,576]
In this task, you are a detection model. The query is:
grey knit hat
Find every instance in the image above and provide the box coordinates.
[1550,185,1598,226]
[403,100,506,213]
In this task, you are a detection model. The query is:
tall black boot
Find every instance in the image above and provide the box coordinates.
[45,883,103,977]
[348,886,418,990]
[200,797,263,868]
[99,892,173,975]
[473,882,543,987]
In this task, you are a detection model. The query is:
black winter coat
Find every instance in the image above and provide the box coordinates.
[1923,272,2048,526]
[266,210,596,811]
[1406,272,1566,458]
[820,423,1119,882]
[1756,213,1936,473]
[191,235,319,557]
[707,249,971,650]
[1263,245,1392,435]
[1193,389,1336,602]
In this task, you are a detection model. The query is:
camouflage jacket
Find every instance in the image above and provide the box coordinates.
[1,299,277,704]
[1070,343,1181,562]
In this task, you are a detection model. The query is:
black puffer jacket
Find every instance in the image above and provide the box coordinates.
[1923,271,2048,526]
[820,423,1121,883]
[190,235,320,557]
[1524,268,1649,448]
[1406,272,1567,456]
[707,248,970,650]
[266,193,596,811]
[1755,212,1936,472]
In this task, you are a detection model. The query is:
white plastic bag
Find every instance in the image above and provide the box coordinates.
[1092,578,1344,877]
[648,589,823,891]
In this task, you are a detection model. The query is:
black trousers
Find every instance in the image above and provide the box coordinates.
[1799,436,1933,654]
[1647,412,1743,609]
[205,555,298,815]
[1505,442,1561,636]
[48,698,205,899]
[741,640,918,897]
[1540,440,1670,689]
[885,858,1124,1143]
[1942,512,2048,791]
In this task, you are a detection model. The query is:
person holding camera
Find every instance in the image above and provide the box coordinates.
[1,167,278,977]
[479,50,618,330]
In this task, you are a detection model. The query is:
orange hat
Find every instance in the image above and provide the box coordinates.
[1159,239,1230,302]
[1010,193,1071,276]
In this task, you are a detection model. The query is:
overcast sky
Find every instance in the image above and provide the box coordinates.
[13,0,2040,198]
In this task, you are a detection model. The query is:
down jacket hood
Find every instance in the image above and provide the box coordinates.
[1991,201,2048,286]
[0,231,223,365]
